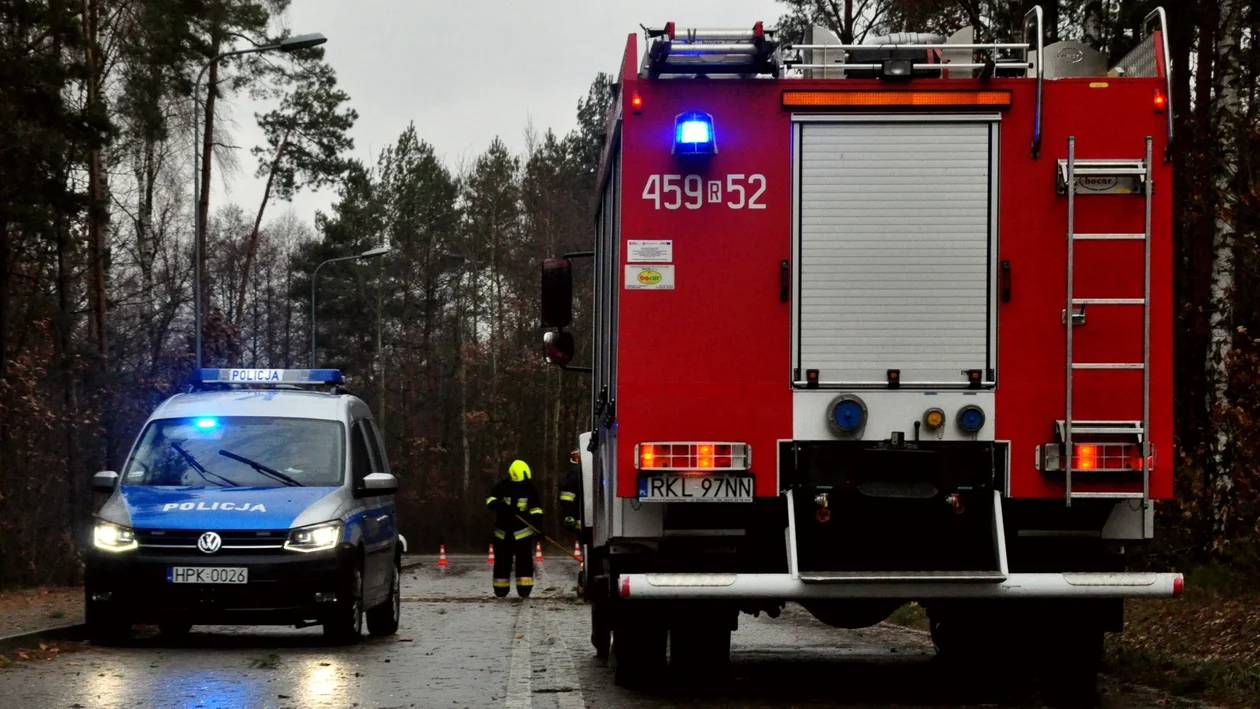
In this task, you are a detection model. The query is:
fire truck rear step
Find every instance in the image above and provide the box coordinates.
[618,572,1184,600]
[1063,137,1154,519]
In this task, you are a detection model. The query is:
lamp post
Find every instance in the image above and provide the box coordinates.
[311,245,391,367]
[192,32,328,369]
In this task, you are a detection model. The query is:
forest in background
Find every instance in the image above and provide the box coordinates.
[2,0,1258,587]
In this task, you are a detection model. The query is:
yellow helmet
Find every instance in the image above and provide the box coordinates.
[509,459,531,482]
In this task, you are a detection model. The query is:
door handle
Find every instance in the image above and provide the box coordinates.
[780,260,790,302]
[1000,260,1011,303]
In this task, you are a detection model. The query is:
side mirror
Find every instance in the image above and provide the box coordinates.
[544,331,575,367]
[541,258,573,329]
[92,470,119,493]
[359,472,398,496]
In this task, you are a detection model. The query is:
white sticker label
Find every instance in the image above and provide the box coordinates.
[625,265,675,290]
[627,240,673,263]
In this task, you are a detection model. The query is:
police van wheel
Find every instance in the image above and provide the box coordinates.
[158,621,192,639]
[85,599,129,646]
[323,566,364,645]
[367,557,401,637]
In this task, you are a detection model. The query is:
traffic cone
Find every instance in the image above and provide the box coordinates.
[573,540,583,562]
[487,544,495,565]
[438,544,449,568]
[534,541,544,563]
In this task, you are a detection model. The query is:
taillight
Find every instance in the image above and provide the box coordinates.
[636,442,750,470]
[1067,443,1155,471]
[1075,444,1097,470]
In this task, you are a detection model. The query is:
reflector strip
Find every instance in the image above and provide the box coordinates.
[783,90,1013,108]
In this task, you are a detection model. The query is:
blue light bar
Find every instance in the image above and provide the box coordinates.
[194,417,218,429]
[673,111,717,155]
[192,368,343,385]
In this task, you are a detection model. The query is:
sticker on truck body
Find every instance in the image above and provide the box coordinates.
[625,265,675,290]
[627,240,673,263]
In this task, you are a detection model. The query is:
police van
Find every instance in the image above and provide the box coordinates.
[86,368,401,644]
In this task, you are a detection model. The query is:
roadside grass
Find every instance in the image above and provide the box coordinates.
[886,603,929,631]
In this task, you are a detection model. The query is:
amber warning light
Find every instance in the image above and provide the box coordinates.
[783,90,1013,109]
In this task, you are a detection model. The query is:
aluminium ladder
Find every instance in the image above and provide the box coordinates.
[1061,136,1154,527]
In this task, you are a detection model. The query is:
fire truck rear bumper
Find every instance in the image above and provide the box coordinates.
[618,572,1184,600]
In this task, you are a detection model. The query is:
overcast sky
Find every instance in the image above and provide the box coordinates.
[214,0,785,232]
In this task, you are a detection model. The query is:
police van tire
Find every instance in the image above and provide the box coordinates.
[323,566,364,645]
[610,625,666,689]
[85,600,129,646]
[158,621,192,638]
[367,557,401,637]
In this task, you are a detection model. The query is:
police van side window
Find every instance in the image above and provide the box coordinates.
[364,419,388,474]
[350,421,372,487]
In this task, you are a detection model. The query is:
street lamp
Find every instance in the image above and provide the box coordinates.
[192,32,328,369]
[311,245,391,367]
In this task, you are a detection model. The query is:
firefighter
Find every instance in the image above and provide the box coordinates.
[559,449,581,534]
[559,449,584,596]
[485,459,543,598]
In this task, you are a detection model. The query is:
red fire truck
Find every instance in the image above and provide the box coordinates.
[541,5,1183,692]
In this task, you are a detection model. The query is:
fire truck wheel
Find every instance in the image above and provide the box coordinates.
[590,602,611,659]
[609,625,666,689]
[668,626,732,676]
[1039,630,1103,706]
[928,615,986,659]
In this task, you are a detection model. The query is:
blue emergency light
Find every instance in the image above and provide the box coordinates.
[192,368,343,385]
[673,111,717,155]
[194,417,219,429]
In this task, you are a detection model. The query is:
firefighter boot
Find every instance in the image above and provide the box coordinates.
[492,537,513,597]
[514,537,535,597]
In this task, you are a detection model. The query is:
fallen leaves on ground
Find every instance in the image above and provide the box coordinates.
[0,641,91,669]
[1107,577,1260,707]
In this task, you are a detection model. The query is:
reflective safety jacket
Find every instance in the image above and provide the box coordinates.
[486,478,543,540]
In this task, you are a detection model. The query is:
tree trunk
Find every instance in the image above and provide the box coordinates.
[83,0,107,360]
[235,122,293,322]
[458,272,472,496]
[1206,0,1241,550]
[377,264,385,431]
[0,218,8,381]
[198,58,219,325]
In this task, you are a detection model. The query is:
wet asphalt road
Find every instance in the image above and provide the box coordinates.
[0,554,1198,709]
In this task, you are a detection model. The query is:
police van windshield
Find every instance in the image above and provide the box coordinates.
[123,417,344,487]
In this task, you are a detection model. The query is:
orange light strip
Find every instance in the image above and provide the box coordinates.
[783,90,1013,108]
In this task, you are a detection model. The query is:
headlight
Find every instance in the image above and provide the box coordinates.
[93,522,137,553]
[284,521,343,553]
